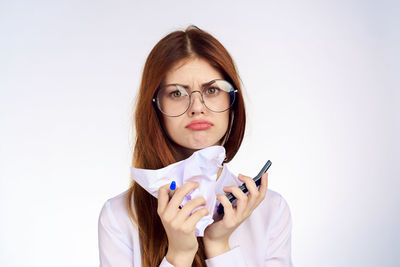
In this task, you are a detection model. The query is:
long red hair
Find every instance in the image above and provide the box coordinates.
[127,26,246,266]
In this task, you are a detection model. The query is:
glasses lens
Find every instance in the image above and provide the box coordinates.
[156,80,236,116]
[156,85,190,116]
[202,80,235,112]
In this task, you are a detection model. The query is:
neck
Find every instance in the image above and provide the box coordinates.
[171,144,197,162]
[170,141,223,162]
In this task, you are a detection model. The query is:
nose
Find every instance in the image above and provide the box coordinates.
[188,91,205,115]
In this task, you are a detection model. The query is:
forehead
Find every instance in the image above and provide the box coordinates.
[164,57,223,86]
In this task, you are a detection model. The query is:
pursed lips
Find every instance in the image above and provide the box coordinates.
[185,120,213,130]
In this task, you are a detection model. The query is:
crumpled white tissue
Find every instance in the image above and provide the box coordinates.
[130,145,239,236]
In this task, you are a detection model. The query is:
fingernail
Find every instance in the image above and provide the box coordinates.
[170,181,176,190]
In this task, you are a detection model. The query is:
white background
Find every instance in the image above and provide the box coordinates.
[1,0,399,266]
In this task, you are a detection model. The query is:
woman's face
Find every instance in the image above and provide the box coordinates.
[161,57,230,152]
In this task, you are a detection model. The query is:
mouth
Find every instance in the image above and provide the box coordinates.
[185,119,213,130]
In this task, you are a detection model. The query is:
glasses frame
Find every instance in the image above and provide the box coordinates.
[152,79,238,117]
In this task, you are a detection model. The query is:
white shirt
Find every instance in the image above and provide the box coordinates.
[98,187,294,267]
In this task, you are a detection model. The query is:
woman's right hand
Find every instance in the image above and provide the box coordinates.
[157,182,209,267]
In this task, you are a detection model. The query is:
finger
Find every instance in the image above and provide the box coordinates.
[166,181,199,212]
[217,194,235,218]
[157,183,172,214]
[224,185,248,214]
[258,172,268,200]
[178,196,207,219]
[184,207,210,231]
[238,174,258,200]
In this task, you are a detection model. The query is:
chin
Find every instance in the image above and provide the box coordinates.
[191,141,222,150]
[190,144,209,150]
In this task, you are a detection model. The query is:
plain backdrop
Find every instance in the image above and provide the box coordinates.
[1,0,399,266]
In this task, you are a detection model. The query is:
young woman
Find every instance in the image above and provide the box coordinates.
[98,26,293,267]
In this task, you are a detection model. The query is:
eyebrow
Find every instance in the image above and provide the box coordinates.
[164,79,216,88]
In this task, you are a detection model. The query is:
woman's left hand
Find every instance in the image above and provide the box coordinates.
[203,172,268,258]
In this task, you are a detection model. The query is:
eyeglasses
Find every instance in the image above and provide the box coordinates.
[153,79,237,117]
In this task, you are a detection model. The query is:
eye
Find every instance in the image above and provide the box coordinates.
[170,90,182,98]
[206,87,219,95]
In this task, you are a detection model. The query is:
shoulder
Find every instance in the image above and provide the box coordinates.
[98,189,137,247]
[99,188,136,227]
[230,189,292,256]
[254,189,292,227]
[264,189,290,210]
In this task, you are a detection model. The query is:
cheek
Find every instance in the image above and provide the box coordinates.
[162,117,183,140]
[163,118,175,136]
[217,112,230,135]
[223,112,230,129]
